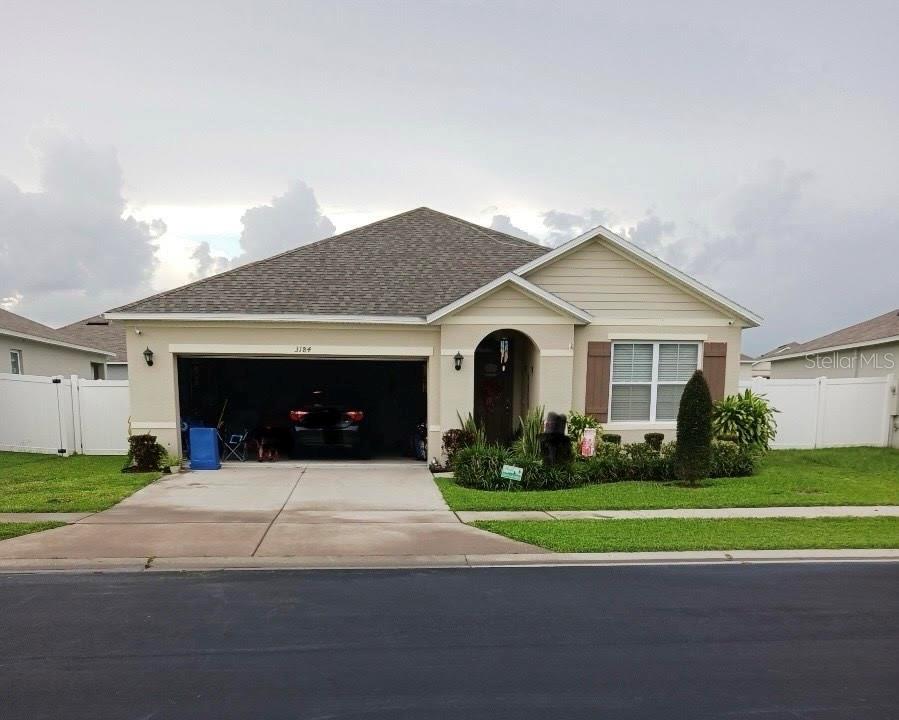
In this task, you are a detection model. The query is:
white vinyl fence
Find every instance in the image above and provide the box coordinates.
[740,375,896,449]
[0,373,130,455]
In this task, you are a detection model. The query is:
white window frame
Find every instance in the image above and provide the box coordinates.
[608,341,703,424]
[9,349,23,374]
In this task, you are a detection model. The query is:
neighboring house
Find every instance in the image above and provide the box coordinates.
[739,353,771,381]
[60,315,129,379]
[0,308,114,378]
[762,309,898,380]
[106,207,760,456]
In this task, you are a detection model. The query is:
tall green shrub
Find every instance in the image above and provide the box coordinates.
[712,389,778,449]
[512,405,544,460]
[673,370,713,485]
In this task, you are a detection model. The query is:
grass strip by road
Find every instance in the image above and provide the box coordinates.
[0,522,66,542]
[0,453,160,512]
[471,517,899,553]
[437,447,899,511]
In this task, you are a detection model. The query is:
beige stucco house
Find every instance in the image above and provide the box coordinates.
[106,208,760,457]
[0,308,114,378]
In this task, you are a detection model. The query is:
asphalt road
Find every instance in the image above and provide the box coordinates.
[1,564,897,719]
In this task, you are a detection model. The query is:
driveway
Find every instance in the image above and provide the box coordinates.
[0,463,537,560]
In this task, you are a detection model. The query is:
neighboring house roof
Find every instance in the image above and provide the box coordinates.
[109,207,549,317]
[757,342,800,361]
[107,207,758,326]
[59,315,127,362]
[740,353,754,362]
[762,308,899,362]
[0,308,114,356]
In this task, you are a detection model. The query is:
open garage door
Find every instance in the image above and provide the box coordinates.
[177,357,427,460]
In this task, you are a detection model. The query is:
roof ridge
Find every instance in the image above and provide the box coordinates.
[108,207,427,314]
[420,207,548,252]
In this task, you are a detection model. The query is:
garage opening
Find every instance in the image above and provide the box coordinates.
[177,357,427,460]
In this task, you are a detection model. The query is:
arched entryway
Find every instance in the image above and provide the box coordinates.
[474,329,538,444]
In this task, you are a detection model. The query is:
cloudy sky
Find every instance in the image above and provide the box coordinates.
[1,1,896,354]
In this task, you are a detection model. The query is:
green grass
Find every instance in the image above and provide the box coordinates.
[437,447,899,511]
[472,517,899,552]
[0,522,66,541]
[0,453,159,512]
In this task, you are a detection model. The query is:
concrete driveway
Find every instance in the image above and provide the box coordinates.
[0,463,537,561]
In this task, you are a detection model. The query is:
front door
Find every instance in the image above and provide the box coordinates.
[474,334,514,444]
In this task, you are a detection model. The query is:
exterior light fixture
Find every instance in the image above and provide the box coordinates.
[143,347,154,367]
[453,352,463,371]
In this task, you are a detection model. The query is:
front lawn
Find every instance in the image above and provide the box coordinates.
[0,522,66,541]
[437,447,899,511]
[0,453,160,512]
[472,517,899,552]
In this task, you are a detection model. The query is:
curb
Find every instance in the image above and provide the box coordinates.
[1,549,897,574]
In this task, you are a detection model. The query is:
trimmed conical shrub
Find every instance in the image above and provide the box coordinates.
[674,370,713,485]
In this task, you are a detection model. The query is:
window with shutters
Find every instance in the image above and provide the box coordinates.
[609,342,700,422]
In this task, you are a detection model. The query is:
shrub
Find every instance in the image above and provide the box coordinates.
[511,406,544,460]
[709,440,758,478]
[458,411,486,446]
[673,370,714,485]
[644,432,664,451]
[568,411,602,446]
[577,442,627,483]
[623,442,674,481]
[713,389,779,450]
[602,433,621,445]
[125,434,166,472]
[453,443,511,490]
[442,429,475,466]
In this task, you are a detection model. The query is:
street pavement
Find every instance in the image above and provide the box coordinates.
[1,562,896,719]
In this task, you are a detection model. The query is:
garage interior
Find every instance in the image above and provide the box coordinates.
[176,357,427,460]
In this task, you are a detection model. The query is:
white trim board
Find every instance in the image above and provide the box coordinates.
[168,344,434,357]
[514,226,762,327]
[425,273,593,325]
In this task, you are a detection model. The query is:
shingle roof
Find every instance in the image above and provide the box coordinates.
[110,207,549,316]
[59,315,127,362]
[765,308,899,360]
[757,342,800,361]
[0,308,111,355]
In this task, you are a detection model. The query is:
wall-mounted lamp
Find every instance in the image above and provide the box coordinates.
[453,351,463,371]
[143,347,154,367]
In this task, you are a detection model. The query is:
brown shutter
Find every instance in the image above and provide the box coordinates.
[586,341,612,422]
[703,342,728,401]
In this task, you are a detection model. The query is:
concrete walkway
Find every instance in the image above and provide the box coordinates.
[457,506,899,522]
[0,463,537,561]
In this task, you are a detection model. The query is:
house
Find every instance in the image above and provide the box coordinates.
[739,353,771,381]
[60,315,129,379]
[0,307,115,378]
[106,207,760,457]
[762,309,898,380]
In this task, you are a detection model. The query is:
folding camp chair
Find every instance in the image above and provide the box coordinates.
[221,430,249,462]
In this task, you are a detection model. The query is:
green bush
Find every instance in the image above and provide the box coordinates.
[644,432,665,451]
[713,389,779,450]
[453,443,511,490]
[577,442,628,483]
[568,411,602,445]
[673,370,714,485]
[602,433,622,445]
[441,429,475,466]
[709,440,758,478]
[511,406,544,460]
[125,434,166,472]
[623,442,674,481]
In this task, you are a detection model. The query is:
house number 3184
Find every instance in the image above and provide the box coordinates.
[295,345,312,353]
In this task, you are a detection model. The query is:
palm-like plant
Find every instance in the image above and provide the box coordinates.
[712,389,779,450]
[512,405,545,460]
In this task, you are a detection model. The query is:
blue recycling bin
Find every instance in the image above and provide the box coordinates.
[189,427,220,470]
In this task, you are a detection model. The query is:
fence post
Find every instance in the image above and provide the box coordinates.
[70,374,83,455]
[813,377,826,449]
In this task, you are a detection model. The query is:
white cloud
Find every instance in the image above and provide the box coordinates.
[190,181,335,279]
[0,130,164,325]
[489,214,541,243]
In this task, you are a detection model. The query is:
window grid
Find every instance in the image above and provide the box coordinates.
[10,349,23,375]
[609,342,701,423]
